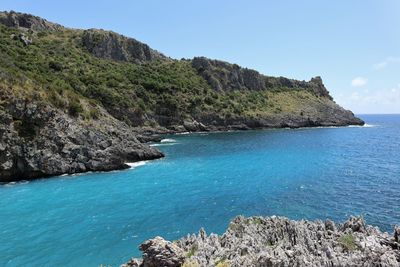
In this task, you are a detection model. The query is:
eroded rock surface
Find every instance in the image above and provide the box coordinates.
[124,216,400,267]
[0,89,163,182]
[191,57,331,98]
[0,10,62,32]
[82,29,167,63]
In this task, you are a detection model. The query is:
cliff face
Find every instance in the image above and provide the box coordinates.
[122,216,400,267]
[0,11,62,32]
[0,87,163,182]
[0,11,363,182]
[191,57,332,98]
[82,29,167,63]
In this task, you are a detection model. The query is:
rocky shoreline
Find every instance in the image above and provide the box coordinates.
[122,215,400,267]
[0,11,364,182]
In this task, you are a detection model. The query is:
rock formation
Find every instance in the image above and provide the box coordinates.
[0,88,163,182]
[82,29,167,63]
[0,10,62,32]
[122,216,400,267]
[191,57,332,98]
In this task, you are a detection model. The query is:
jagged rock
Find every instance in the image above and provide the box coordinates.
[395,226,400,242]
[124,216,400,267]
[82,29,167,63]
[121,258,142,267]
[183,120,207,132]
[0,11,62,31]
[11,33,32,46]
[132,236,185,267]
[342,215,366,233]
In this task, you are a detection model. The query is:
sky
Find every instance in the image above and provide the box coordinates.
[1,0,399,114]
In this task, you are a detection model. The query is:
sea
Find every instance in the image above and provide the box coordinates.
[1,114,399,266]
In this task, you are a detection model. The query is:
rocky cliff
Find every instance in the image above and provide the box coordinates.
[0,11,363,182]
[82,29,167,63]
[0,86,163,182]
[0,10,62,32]
[122,216,400,267]
[191,57,332,98]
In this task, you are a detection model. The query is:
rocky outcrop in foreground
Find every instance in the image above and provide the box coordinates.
[122,216,400,267]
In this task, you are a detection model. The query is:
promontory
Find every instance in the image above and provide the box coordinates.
[0,11,364,182]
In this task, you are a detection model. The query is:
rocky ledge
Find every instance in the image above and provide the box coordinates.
[122,216,400,267]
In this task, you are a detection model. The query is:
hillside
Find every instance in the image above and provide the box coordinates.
[0,11,363,182]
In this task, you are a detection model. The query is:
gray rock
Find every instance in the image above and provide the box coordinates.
[15,33,32,46]
[124,216,400,267]
[130,236,185,267]
[0,11,62,31]
[82,29,167,64]
[0,90,164,183]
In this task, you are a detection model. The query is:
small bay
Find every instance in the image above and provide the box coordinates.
[1,115,399,267]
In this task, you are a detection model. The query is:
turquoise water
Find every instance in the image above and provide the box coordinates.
[1,115,399,266]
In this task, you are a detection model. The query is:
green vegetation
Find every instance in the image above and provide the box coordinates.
[186,246,198,258]
[246,217,263,225]
[182,260,200,267]
[338,233,357,251]
[0,24,330,127]
[215,258,230,267]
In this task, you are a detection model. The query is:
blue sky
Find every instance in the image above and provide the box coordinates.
[1,0,399,113]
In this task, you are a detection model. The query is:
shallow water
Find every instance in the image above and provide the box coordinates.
[1,115,399,266]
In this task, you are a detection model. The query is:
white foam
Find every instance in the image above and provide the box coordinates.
[126,161,147,169]
[347,124,376,128]
[175,132,190,135]
[3,180,29,187]
[160,138,176,143]
[150,143,177,147]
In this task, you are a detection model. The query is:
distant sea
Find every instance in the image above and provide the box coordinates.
[1,114,399,267]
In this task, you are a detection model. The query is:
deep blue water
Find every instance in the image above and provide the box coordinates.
[1,114,399,266]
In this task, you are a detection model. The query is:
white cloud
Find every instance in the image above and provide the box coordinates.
[351,77,367,87]
[335,84,400,114]
[373,57,400,70]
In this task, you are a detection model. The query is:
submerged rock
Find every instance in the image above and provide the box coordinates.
[123,216,400,267]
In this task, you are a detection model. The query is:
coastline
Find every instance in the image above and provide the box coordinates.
[1,120,367,184]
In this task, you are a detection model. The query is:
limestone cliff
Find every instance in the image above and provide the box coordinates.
[82,29,167,63]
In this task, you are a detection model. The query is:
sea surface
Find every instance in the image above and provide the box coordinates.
[1,114,399,266]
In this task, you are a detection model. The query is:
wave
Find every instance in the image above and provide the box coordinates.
[347,124,376,128]
[3,180,29,187]
[160,138,176,143]
[126,161,148,169]
[175,132,190,135]
[150,143,178,147]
